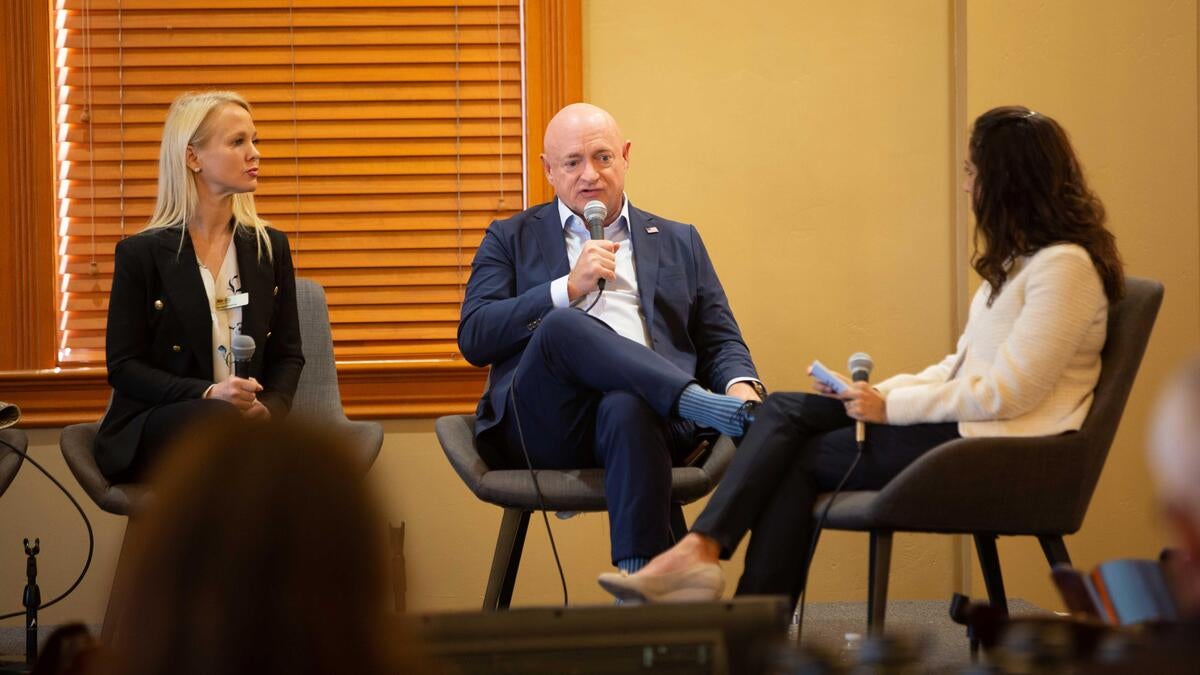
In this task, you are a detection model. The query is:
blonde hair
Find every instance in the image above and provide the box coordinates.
[147,91,272,260]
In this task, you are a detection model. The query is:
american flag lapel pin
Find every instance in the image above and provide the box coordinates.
[645,226,659,234]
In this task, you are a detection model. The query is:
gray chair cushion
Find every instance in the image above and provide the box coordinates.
[436,413,736,511]
[0,428,27,497]
[818,276,1164,536]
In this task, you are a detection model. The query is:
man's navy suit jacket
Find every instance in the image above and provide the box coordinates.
[458,199,758,439]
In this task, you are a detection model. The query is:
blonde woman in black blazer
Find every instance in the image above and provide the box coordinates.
[95,91,303,481]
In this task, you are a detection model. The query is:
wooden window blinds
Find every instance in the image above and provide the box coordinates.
[54,0,522,368]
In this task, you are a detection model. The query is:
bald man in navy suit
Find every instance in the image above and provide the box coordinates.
[459,103,762,574]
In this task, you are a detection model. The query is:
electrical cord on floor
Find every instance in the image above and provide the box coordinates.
[0,438,95,621]
[792,440,864,640]
[509,381,569,607]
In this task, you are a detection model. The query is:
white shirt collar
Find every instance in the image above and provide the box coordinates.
[556,195,630,235]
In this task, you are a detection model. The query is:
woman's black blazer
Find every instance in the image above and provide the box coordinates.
[95,223,305,477]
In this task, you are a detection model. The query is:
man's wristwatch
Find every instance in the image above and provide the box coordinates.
[749,380,768,400]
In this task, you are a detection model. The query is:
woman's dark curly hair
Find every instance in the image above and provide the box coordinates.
[969,106,1123,305]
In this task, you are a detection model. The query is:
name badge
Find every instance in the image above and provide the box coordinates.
[216,292,249,311]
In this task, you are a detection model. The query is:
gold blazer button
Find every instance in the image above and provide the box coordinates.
[273,285,279,296]
[154,299,164,310]
[171,344,181,352]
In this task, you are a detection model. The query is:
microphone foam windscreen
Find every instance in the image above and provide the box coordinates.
[583,199,607,225]
[848,352,874,377]
[232,334,257,361]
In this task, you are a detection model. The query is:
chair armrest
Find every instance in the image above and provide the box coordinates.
[700,435,737,483]
[0,429,27,497]
[435,415,489,493]
[59,422,144,516]
[324,417,383,472]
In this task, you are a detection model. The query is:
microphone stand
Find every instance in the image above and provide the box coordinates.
[23,538,40,666]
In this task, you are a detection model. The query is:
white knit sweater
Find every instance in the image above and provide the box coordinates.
[876,243,1108,437]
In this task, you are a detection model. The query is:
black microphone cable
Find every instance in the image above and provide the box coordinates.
[580,286,605,315]
[0,438,95,621]
[507,217,613,606]
[508,381,569,607]
[795,355,876,637]
[791,435,865,641]
[574,250,607,314]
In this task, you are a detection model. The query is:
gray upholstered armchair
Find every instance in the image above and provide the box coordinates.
[814,276,1164,633]
[437,412,737,610]
[59,276,381,641]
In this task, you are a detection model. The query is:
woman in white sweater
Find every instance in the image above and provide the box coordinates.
[599,106,1125,604]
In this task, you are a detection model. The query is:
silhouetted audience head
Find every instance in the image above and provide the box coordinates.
[31,622,99,675]
[1149,355,1200,616]
[104,419,420,675]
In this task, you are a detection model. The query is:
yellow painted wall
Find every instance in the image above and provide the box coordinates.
[1,0,1198,630]
[582,0,961,602]
[583,0,1200,611]
[964,0,1200,609]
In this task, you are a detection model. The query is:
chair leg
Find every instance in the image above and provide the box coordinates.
[669,504,688,543]
[1038,535,1072,569]
[868,530,893,635]
[483,508,530,611]
[973,534,1009,617]
[100,519,136,645]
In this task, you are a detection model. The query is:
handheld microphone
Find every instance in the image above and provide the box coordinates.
[583,199,607,240]
[848,352,874,447]
[582,200,608,291]
[232,334,256,379]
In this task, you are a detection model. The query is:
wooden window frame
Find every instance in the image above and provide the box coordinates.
[0,0,581,426]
